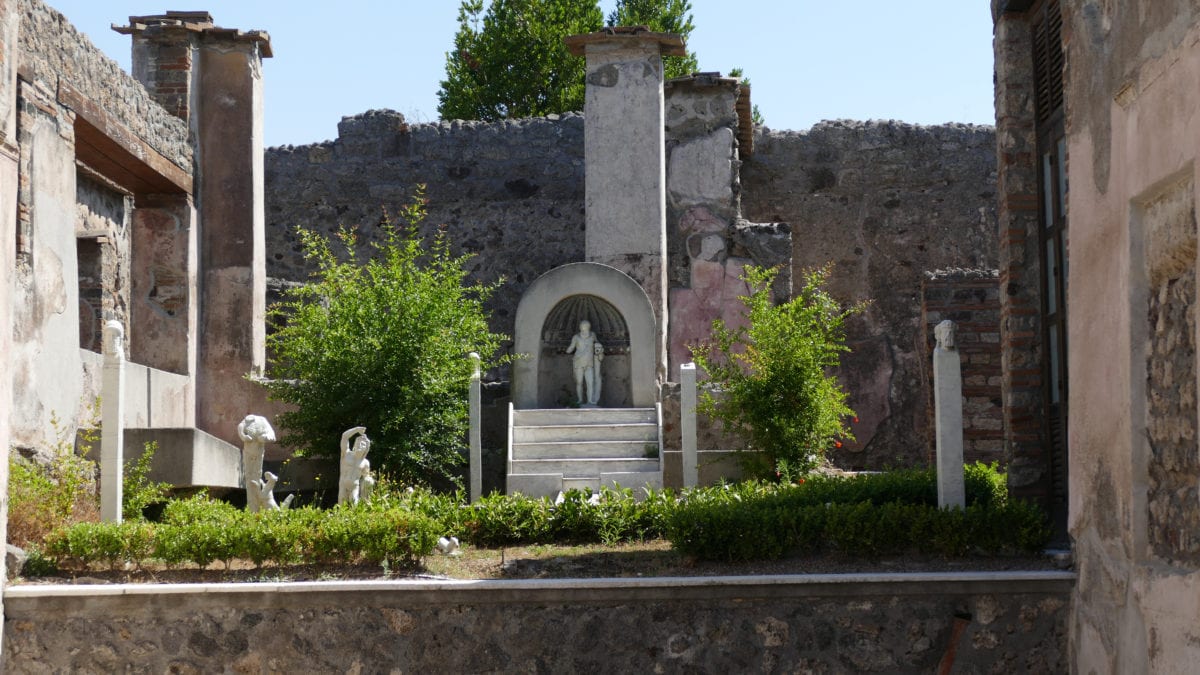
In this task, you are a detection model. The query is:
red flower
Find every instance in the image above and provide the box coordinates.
[798,479,806,484]
[834,440,843,448]
[853,416,859,423]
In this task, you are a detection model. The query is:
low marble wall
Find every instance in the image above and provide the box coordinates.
[4,572,1072,672]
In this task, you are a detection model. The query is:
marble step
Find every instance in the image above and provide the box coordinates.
[513,407,656,427]
[509,458,660,477]
[513,422,658,444]
[511,440,657,460]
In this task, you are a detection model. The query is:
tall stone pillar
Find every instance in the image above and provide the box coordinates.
[194,27,272,446]
[0,0,16,653]
[566,29,685,384]
[117,15,272,447]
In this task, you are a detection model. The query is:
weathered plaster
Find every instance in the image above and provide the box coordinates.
[1065,2,1200,671]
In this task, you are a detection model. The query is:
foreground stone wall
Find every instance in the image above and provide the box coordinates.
[741,121,998,469]
[4,573,1071,672]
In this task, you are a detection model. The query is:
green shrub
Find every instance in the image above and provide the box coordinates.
[465,492,553,546]
[691,264,865,478]
[8,413,100,548]
[665,465,1048,561]
[160,494,242,526]
[964,461,1008,508]
[265,188,513,488]
[123,442,172,521]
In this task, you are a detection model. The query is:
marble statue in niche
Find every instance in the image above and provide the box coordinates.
[567,320,604,406]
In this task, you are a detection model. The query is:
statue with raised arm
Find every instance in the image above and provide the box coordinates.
[237,415,276,511]
[566,320,604,406]
[339,426,374,505]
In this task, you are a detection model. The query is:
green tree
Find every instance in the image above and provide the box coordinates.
[438,0,604,121]
[690,265,864,479]
[607,0,698,79]
[438,0,700,121]
[264,188,512,487]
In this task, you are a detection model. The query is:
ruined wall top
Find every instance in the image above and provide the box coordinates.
[114,12,273,57]
[18,0,192,172]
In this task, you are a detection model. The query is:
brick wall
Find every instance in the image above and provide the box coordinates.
[992,4,1049,507]
[921,269,1003,466]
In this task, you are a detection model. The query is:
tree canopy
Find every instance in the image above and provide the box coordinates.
[437,0,698,121]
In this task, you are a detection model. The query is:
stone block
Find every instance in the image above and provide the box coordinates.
[507,473,563,499]
[123,427,243,489]
[668,128,735,208]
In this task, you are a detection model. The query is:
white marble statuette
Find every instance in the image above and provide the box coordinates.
[237,414,276,512]
[249,471,294,512]
[339,426,377,505]
[566,320,604,406]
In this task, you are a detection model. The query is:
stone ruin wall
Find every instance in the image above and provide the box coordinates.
[266,110,586,348]
[17,0,192,170]
[265,114,997,473]
[741,121,998,469]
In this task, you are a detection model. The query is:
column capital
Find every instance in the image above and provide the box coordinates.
[565,27,685,57]
[115,12,272,58]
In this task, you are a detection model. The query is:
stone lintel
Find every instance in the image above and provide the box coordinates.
[565,27,685,57]
[57,80,191,194]
[114,15,273,58]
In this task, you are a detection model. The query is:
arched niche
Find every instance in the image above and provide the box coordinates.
[513,263,657,409]
[539,294,631,407]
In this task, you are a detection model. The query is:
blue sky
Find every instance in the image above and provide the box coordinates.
[45,1,996,148]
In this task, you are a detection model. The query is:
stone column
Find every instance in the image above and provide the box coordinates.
[0,0,19,650]
[101,321,126,522]
[195,27,272,446]
[680,362,698,488]
[117,16,272,447]
[566,29,685,385]
[933,320,965,509]
[469,353,482,503]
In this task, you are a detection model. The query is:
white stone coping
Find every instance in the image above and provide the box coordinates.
[5,571,1076,616]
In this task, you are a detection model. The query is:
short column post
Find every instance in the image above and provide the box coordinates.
[933,320,965,509]
[469,352,482,503]
[100,321,126,522]
[681,362,698,489]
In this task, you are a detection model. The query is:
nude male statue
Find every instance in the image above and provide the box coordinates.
[566,320,604,406]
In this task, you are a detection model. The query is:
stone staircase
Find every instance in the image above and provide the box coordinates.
[506,405,663,498]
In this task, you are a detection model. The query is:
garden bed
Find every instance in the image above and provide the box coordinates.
[14,539,1062,586]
